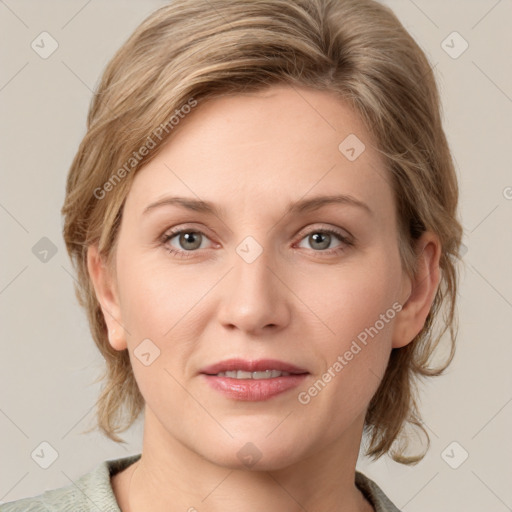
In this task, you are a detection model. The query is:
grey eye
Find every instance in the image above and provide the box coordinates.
[169,231,206,251]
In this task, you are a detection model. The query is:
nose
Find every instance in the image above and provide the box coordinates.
[216,245,291,336]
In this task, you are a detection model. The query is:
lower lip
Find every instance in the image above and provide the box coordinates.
[202,374,308,401]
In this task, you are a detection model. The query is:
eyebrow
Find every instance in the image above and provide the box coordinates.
[142,193,373,218]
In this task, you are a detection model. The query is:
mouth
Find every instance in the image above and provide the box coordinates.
[200,358,309,401]
[214,369,293,379]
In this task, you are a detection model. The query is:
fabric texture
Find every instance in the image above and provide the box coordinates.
[1,453,401,511]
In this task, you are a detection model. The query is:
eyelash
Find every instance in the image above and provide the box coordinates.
[160,226,353,259]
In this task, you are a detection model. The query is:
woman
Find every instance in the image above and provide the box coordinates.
[1,0,463,510]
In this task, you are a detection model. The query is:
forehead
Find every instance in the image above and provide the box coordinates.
[123,85,393,220]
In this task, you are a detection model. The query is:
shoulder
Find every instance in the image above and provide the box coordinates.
[0,454,141,512]
[0,495,47,512]
[355,471,402,512]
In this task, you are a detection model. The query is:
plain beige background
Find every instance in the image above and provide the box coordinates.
[1,1,511,510]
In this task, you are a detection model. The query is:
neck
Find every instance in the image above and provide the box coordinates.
[123,408,373,512]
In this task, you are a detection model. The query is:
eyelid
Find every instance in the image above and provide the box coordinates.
[295,223,353,242]
[161,223,216,240]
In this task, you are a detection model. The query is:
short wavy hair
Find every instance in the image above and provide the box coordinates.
[62,0,464,464]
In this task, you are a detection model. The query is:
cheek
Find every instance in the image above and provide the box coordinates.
[293,251,401,413]
[117,252,207,340]
[116,256,204,412]
[295,250,402,350]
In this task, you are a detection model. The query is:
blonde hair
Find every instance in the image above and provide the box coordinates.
[62,0,464,464]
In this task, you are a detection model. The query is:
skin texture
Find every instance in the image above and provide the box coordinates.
[88,84,441,512]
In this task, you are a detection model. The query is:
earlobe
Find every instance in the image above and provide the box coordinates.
[87,245,127,351]
[391,232,441,349]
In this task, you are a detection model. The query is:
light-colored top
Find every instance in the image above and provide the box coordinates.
[0,453,401,511]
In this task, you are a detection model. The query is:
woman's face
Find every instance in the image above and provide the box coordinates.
[93,84,423,470]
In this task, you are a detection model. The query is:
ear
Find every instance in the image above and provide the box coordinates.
[87,245,127,351]
[392,231,442,349]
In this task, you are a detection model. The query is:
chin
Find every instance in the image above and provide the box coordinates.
[197,431,310,472]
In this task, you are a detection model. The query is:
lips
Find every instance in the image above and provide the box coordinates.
[200,358,309,401]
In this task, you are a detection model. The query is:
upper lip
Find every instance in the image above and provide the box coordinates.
[200,358,309,375]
